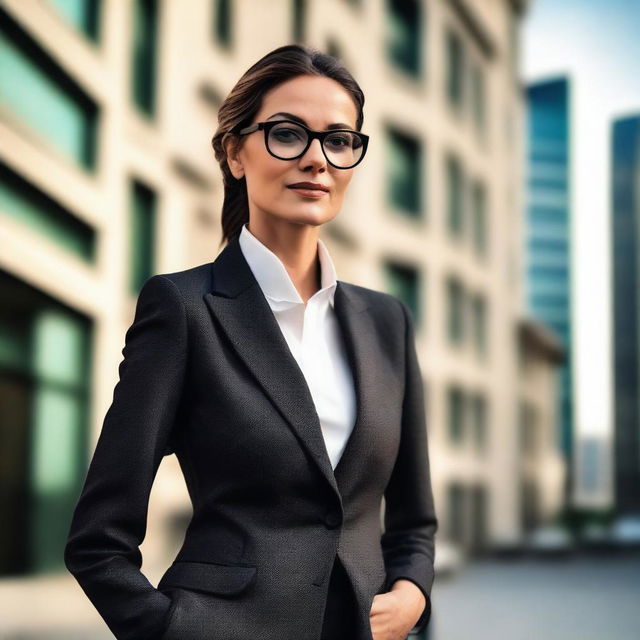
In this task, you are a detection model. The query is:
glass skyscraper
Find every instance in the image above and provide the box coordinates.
[611,114,640,515]
[524,77,573,495]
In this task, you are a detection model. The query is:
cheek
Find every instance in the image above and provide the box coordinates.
[246,161,288,200]
[332,174,353,199]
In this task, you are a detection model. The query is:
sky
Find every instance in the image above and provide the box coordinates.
[522,0,640,442]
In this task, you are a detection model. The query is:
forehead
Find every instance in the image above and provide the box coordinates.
[256,75,358,129]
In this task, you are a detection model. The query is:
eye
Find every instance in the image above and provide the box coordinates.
[326,134,353,149]
[271,126,305,142]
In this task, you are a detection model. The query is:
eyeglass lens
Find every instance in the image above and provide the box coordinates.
[268,122,364,167]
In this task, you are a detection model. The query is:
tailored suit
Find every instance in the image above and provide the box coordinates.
[63,232,438,640]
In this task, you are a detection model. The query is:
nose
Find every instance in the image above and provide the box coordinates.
[298,137,327,170]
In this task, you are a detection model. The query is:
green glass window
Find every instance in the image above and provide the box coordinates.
[471,64,486,136]
[30,308,91,572]
[384,261,422,330]
[472,393,487,452]
[446,154,464,235]
[0,270,92,574]
[446,275,465,344]
[46,0,101,41]
[447,386,465,443]
[386,127,423,217]
[131,0,158,117]
[446,28,465,110]
[129,180,157,294]
[326,38,343,61]
[292,0,306,42]
[0,163,96,263]
[519,401,538,455]
[0,11,98,170]
[385,0,421,77]
[213,0,232,48]
[471,180,487,256]
[471,293,487,358]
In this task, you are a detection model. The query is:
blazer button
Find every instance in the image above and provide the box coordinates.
[324,509,341,528]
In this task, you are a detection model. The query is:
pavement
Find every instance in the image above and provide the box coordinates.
[428,550,640,640]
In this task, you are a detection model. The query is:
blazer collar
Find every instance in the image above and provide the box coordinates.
[203,233,374,498]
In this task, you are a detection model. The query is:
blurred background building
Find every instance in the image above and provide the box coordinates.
[611,113,640,516]
[524,76,573,499]
[0,0,594,637]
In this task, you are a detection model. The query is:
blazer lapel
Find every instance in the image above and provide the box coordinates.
[331,285,377,497]
[203,234,375,498]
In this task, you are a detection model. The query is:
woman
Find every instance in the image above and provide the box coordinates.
[64,44,438,640]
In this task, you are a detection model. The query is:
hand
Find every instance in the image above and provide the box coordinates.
[368,579,426,640]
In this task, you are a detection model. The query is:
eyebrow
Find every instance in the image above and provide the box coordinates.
[266,112,355,130]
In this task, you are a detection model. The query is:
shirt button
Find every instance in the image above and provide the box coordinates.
[324,509,342,528]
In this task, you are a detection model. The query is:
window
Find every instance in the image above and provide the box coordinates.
[447,385,465,443]
[528,263,569,277]
[446,275,465,345]
[520,478,539,533]
[471,64,486,136]
[292,0,306,42]
[0,270,92,574]
[471,293,487,358]
[0,163,96,263]
[129,180,157,294]
[0,10,98,170]
[326,39,343,61]
[446,154,464,236]
[471,180,487,257]
[213,0,232,48]
[385,0,421,77]
[386,127,423,217]
[471,393,487,453]
[519,401,538,455]
[384,261,422,330]
[528,205,564,225]
[131,0,159,117]
[46,0,101,41]
[445,28,465,110]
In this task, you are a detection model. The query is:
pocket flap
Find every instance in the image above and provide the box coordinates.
[158,561,257,596]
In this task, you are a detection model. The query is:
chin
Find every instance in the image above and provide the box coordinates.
[273,207,330,226]
[297,209,336,226]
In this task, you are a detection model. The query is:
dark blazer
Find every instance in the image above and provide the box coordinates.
[64,233,438,640]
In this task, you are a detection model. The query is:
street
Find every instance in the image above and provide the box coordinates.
[427,551,640,640]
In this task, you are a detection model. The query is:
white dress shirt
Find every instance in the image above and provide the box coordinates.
[238,223,357,471]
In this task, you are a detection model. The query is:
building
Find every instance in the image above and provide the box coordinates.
[610,113,640,515]
[0,0,566,635]
[517,318,566,535]
[524,76,574,499]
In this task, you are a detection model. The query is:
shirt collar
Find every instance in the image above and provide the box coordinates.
[238,222,337,308]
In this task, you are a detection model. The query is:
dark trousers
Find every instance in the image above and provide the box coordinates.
[320,555,360,639]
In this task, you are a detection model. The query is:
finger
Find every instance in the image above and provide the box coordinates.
[369,594,387,615]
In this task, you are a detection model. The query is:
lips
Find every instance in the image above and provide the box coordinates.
[287,182,330,192]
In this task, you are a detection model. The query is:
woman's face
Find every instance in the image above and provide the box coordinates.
[225,74,360,230]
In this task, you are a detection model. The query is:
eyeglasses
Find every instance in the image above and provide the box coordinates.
[234,119,369,169]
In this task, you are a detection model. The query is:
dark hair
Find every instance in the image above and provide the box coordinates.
[211,44,366,248]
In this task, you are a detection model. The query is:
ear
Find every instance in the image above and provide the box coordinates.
[223,133,244,179]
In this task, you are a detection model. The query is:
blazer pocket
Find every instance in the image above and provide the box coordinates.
[158,560,258,597]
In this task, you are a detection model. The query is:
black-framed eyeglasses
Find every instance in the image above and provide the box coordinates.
[234,119,369,169]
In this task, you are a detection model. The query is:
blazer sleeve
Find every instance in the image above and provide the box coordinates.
[381,299,438,634]
[64,274,188,640]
